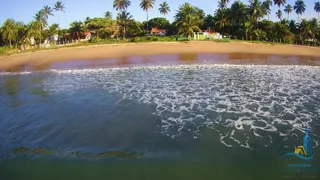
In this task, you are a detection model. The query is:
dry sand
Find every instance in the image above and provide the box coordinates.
[0,41,320,70]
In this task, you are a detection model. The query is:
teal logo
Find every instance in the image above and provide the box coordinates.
[284,129,315,161]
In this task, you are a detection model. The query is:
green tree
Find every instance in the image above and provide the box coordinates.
[284,4,292,19]
[175,3,202,37]
[231,0,249,25]
[147,17,170,29]
[116,11,133,38]
[69,21,84,41]
[214,9,231,35]
[314,2,320,19]
[263,0,273,20]
[273,0,286,10]
[309,18,319,43]
[113,0,131,11]
[218,0,230,9]
[105,11,113,19]
[159,1,170,18]
[253,29,267,41]
[294,0,306,21]
[248,0,265,28]
[276,9,283,20]
[298,19,311,44]
[202,14,215,30]
[0,19,18,46]
[54,1,65,43]
[140,0,156,33]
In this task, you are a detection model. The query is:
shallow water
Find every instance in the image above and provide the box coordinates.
[1,54,320,180]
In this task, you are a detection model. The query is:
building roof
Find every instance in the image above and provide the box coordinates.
[151,27,166,33]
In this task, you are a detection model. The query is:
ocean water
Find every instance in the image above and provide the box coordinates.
[0,55,320,180]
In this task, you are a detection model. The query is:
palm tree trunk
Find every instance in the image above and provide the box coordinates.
[40,18,42,48]
[58,11,60,45]
[123,26,126,39]
[9,39,12,46]
[146,11,149,35]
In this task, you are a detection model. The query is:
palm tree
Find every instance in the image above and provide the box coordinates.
[69,21,84,41]
[298,19,311,44]
[309,18,319,43]
[273,0,286,10]
[0,19,17,46]
[105,11,113,19]
[276,9,283,20]
[54,1,65,44]
[34,10,47,46]
[294,0,306,21]
[284,4,292,19]
[214,9,231,33]
[42,5,54,20]
[248,0,265,28]
[263,0,273,20]
[230,1,248,25]
[177,14,201,38]
[140,0,156,34]
[113,0,131,12]
[314,2,320,20]
[218,0,230,9]
[159,1,170,18]
[116,11,133,38]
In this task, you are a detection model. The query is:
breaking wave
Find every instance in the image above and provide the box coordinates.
[4,64,320,149]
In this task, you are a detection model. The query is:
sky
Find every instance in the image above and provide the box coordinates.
[1,0,319,29]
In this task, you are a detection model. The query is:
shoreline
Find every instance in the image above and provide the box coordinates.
[0,41,320,70]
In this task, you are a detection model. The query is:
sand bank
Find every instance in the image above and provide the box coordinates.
[0,41,319,70]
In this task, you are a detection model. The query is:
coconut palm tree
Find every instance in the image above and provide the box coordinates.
[314,2,320,20]
[214,9,231,33]
[105,11,113,19]
[284,4,292,19]
[218,0,230,9]
[69,21,84,41]
[230,1,248,25]
[42,5,54,20]
[294,0,306,21]
[248,0,265,28]
[159,1,170,18]
[309,18,319,43]
[0,19,18,46]
[298,19,310,44]
[54,1,65,44]
[116,11,133,38]
[177,14,201,38]
[113,0,131,12]
[140,0,156,34]
[263,0,273,20]
[273,0,286,10]
[276,9,283,20]
[34,10,47,46]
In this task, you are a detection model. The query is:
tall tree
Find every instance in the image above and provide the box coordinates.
[263,0,273,20]
[214,9,231,34]
[273,0,286,10]
[276,9,283,20]
[230,1,248,25]
[105,11,113,19]
[54,1,65,44]
[218,0,230,9]
[116,11,133,38]
[40,5,54,47]
[69,21,84,41]
[315,2,320,20]
[248,0,265,28]
[159,1,170,18]
[0,19,18,46]
[175,3,201,37]
[113,0,131,12]
[140,0,156,34]
[294,0,306,21]
[284,4,292,19]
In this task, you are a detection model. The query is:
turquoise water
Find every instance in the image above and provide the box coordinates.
[1,56,320,179]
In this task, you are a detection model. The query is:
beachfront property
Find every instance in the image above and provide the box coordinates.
[63,32,92,42]
[150,27,166,36]
[193,30,223,40]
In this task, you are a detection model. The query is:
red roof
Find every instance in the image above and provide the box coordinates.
[151,27,166,33]
[202,30,216,34]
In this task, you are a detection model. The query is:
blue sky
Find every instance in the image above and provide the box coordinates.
[1,0,318,29]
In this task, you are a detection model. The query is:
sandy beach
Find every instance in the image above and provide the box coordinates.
[0,41,320,70]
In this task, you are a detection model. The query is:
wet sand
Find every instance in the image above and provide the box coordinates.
[0,41,320,70]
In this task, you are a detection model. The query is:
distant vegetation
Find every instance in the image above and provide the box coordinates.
[1,0,320,55]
